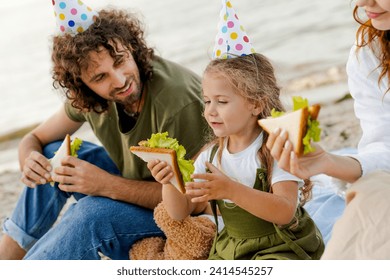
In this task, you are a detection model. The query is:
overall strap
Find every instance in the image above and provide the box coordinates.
[273,219,312,260]
[208,145,219,231]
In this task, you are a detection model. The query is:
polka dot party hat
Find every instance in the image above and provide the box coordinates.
[213,0,255,59]
[52,0,98,35]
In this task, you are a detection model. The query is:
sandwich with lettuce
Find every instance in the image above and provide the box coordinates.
[49,134,83,186]
[130,132,194,194]
[258,96,321,156]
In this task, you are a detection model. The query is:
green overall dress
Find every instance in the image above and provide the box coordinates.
[208,146,325,260]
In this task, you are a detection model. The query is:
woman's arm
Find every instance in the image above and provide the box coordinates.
[266,128,362,183]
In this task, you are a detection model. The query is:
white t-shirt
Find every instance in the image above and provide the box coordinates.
[346,42,390,175]
[194,133,302,197]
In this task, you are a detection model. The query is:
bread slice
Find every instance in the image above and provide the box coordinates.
[49,134,71,183]
[130,146,186,194]
[258,105,321,156]
[308,104,321,120]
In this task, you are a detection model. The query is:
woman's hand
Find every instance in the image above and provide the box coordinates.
[266,128,327,179]
[185,161,234,203]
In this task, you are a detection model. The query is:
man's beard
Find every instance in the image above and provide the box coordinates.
[111,77,142,109]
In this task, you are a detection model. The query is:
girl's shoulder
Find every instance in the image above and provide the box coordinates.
[196,143,219,162]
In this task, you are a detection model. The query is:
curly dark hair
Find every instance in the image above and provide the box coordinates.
[51,9,155,113]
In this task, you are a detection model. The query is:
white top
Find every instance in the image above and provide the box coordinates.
[194,133,302,203]
[346,42,390,175]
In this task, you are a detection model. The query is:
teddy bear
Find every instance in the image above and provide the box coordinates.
[129,202,216,260]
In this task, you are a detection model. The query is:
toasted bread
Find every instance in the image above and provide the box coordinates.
[308,104,321,121]
[130,146,186,194]
[49,134,71,182]
[258,105,320,156]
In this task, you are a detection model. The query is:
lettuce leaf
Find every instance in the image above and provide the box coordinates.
[303,118,321,154]
[70,137,83,157]
[292,96,321,154]
[292,96,309,111]
[142,132,194,183]
[270,108,285,118]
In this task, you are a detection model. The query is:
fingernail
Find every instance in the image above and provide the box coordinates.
[284,141,290,149]
[291,151,296,159]
[47,166,52,171]
[40,178,46,184]
[45,173,51,179]
[280,129,286,137]
[273,127,280,134]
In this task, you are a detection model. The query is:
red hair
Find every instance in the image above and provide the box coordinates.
[353,6,390,93]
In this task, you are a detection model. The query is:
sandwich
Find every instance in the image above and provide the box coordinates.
[258,96,321,156]
[49,134,83,185]
[130,132,194,194]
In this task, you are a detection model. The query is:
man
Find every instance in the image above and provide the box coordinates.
[0,3,207,259]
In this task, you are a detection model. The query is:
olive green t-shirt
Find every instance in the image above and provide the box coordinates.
[65,56,208,180]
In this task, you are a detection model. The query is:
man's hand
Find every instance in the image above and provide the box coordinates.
[52,156,112,196]
[20,151,52,188]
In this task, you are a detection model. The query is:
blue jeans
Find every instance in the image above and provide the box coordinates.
[2,141,164,260]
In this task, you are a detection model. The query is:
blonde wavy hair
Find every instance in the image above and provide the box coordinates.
[204,53,312,205]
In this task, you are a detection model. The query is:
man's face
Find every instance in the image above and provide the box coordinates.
[80,43,142,110]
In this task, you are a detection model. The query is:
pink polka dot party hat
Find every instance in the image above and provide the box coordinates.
[213,0,255,59]
[52,0,98,35]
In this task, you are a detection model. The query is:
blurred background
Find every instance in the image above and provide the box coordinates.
[0,0,359,171]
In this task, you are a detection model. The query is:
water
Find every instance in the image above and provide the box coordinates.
[0,0,358,171]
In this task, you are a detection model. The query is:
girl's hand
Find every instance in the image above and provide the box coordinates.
[146,159,174,185]
[266,128,327,179]
[186,161,233,203]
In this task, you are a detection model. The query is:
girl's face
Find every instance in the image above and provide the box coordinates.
[202,71,261,140]
[357,0,390,30]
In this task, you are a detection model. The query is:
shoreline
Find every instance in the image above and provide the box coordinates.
[0,63,349,142]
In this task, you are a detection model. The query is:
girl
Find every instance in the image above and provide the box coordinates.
[266,0,390,183]
[148,53,324,260]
